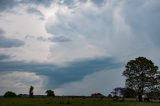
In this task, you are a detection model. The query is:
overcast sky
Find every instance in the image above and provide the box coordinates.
[0,0,160,96]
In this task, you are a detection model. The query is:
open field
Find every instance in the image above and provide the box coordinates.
[0,97,160,106]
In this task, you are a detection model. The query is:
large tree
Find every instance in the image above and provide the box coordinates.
[123,57,159,101]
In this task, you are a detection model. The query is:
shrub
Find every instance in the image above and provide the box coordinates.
[4,91,17,97]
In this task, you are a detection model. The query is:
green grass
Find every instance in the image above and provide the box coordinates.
[0,97,159,106]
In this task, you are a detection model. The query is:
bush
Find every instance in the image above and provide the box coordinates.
[4,91,17,97]
[45,90,55,97]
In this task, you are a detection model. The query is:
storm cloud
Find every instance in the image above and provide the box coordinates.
[0,36,24,48]
[0,57,122,88]
[26,7,44,20]
[0,0,160,95]
[0,0,18,12]
[0,54,11,61]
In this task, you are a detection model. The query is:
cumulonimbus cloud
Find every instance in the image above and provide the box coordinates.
[0,0,160,95]
[45,0,160,63]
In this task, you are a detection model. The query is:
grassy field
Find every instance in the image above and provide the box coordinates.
[0,97,159,106]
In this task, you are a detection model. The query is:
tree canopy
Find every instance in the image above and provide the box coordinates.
[45,90,55,97]
[123,57,160,101]
[4,91,16,97]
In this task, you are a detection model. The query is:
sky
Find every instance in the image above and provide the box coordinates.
[0,0,160,96]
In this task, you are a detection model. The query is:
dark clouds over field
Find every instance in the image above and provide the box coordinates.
[0,0,160,95]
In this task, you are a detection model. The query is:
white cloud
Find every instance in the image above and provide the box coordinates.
[1,0,159,64]
[0,5,53,62]
[45,0,159,64]
[0,71,48,95]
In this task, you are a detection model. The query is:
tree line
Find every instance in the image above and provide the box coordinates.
[4,86,55,98]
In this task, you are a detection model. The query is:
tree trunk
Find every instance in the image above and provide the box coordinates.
[137,87,144,102]
[138,93,142,102]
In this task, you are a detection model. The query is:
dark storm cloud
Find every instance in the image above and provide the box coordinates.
[49,36,71,42]
[0,0,106,12]
[0,0,54,12]
[0,35,24,48]
[0,54,11,61]
[26,8,44,16]
[0,29,24,48]
[26,7,44,20]
[0,28,5,35]
[0,57,122,88]
[20,0,54,7]
[61,0,106,7]
[92,0,106,6]
[47,57,122,88]
[0,0,18,12]
[36,36,71,43]
[60,0,80,8]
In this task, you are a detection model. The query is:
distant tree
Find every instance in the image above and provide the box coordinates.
[45,90,55,97]
[123,57,160,101]
[111,88,119,101]
[4,91,16,97]
[107,94,112,98]
[111,87,121,97]
[29,86,34,97]
[91,93,105,98]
